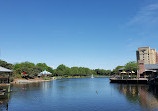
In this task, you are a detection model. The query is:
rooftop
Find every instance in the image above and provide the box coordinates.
[145,64,158,70]
[118,67,125,71]
[0,66,13,72]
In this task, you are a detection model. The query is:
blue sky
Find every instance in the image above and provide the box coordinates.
[1,0,158,70]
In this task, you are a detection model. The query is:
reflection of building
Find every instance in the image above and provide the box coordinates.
[116,84,158,110]
[136,47,158,64]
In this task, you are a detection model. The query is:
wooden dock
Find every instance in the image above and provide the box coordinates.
[110,78,148,84]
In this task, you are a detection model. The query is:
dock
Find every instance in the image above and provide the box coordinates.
[110,78,148,84]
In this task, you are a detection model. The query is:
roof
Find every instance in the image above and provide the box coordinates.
[145,64,158,70]
[40,70,52,75]
[0,66,13,72]
[118,67,125,71]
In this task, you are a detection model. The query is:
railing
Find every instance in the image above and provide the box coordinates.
[110,76,148,80]
[0,77,9,84]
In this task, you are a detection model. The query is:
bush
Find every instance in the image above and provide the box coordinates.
[43,77,52,80]
[10,77,14,82]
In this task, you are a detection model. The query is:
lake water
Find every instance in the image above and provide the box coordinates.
[0,77,158,111]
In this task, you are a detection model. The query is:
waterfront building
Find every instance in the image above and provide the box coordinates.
[137,47,158,78]
[110,47,158,84]
[138,61,158,77]
[0,66,12,94]
[0,66,12,84]
[136,47,158,64]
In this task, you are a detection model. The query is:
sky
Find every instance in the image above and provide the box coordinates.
[1,0,158,70]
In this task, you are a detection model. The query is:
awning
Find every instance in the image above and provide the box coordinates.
[145,69,157,72]
[121,71,126,73]
[131,71,135,73]
[0,66,13,72]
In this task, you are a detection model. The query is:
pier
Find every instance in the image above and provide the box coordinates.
[110,78,148,84]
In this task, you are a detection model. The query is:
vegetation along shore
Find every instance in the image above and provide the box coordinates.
[0,59,138,84]
[0,59,114,83]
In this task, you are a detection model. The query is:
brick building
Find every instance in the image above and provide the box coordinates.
[137,47,158,77]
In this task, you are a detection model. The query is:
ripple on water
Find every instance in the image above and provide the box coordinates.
[0,78,158,111]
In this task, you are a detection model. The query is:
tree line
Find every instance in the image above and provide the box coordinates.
[0,60,138,78]
[0,60,114,78]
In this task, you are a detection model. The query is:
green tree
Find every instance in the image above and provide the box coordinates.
[56,64,69,76]
[71,67,79,76]
[94,69,112,75]
[14,61,42,78]
[124,61,138,72]
[36,63,54,76]
[0,60,13,69]
[36,63,47,71]
[112,66,124,74]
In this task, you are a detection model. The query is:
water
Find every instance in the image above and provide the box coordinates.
[0,77,158,111]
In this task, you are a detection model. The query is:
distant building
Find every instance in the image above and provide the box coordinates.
[137,47,158,77]
[136,47,158,64]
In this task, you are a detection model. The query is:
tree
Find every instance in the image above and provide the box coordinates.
[36,63,47,71]
[71,67,79,76]
[14,61,42,78]
[112,66,124,74]
[36,63,54,76]
[94,69,112,75]
[0,60,13,69]
[56,64,69,76]
[124,61,138,72]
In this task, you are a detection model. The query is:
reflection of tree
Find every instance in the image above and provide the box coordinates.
[117,85,140,103]
[0,92,10,111]
[115,84,158,110]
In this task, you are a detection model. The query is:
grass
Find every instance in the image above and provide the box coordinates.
[42,76,52,80]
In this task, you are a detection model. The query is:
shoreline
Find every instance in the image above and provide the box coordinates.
[11,76,109,84]
[54,76,110,79]
[11,77,54,84]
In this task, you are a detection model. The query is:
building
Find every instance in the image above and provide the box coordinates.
[137,62,158,85]
[137,47,158,78]
[136,47,158,64]
[0,66,12,84]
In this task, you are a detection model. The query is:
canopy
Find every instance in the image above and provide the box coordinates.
[0,66,13,72]
[121,71,126,74]
[40,70,52,75]
[131,71,135,73]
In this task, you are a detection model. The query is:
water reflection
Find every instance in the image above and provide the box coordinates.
[2,78,158,111]
[11,81,52,92]
[115,84,158,110]
[0,92,10,111]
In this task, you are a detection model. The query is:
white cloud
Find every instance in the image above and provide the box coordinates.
[128,3,158,27]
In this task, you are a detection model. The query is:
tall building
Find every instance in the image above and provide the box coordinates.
[136,47,158,64]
